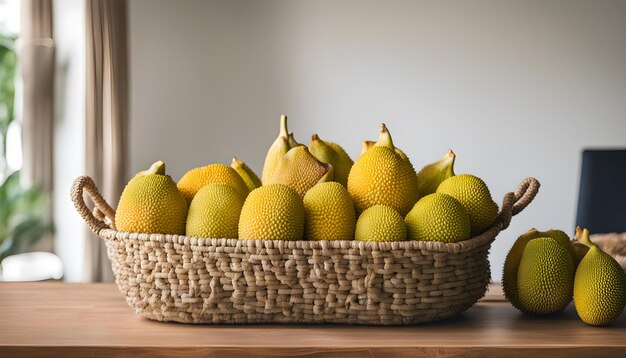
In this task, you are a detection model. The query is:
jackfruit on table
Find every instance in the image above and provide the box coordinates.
[574,227,626,326]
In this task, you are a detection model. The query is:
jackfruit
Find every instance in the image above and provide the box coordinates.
[574,227,626,326]
[517,237,575,314]
[178,163,249,204]
[261,114,300,185]
[309,134,353,187]
[231,157,262,192]
[348,124,419,216]
[268,146,333,197]
[404,193,470,243]
[437,174,498,235]
[116,161,187,235]
[185,183,244,238]
[238,184,304,241]
[502,228,573,312]
[360,140,409,161]
[416,150,455,199]
[355,205,406,242]
[303,182,356,241]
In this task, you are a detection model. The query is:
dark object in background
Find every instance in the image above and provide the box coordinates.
[576,149,626,234]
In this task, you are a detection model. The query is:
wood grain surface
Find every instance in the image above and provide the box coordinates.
[1,282,625,357]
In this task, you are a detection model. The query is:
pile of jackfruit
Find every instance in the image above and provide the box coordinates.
[503,227,626,326]
[116,115,499,243]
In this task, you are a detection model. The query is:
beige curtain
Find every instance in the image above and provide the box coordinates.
[20,0,54,253]
[85,0,129,282]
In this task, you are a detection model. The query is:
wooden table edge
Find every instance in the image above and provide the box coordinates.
[3,345,626,358]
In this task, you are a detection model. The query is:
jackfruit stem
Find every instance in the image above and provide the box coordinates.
[311,133,320,142]
[287,132,301,148]
[574,226,582,242]
[448,149,456,176]
[375,123,395,149]
[576,227,596,248]
[232,156,242,167]
[447,149,456,163]
[146,160,165,175]
[279,114,289,138]
[440,149,456,176]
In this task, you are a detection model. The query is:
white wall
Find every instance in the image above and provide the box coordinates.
[129,0,626,281]
[53,0,86,282]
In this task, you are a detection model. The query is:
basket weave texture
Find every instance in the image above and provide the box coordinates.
[72,176,539,325]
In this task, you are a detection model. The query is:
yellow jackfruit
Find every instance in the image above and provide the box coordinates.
[116,161,187,235]
[185,183,244,238]
[437,174,498,235]
[404,193,470,243]
[238,184,304,241]
[348,124,419,216]
[355,205,406,242]
[177,163,249,204]
[303,182,356,241]
[502,228,573,313]
[517,237,575,314]
[574,227,626,326]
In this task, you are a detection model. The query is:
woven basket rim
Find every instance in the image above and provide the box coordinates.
[98,219,503,254]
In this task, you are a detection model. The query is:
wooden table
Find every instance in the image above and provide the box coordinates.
[1,283,625,357]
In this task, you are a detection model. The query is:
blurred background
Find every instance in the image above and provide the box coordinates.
[1,0,625,283]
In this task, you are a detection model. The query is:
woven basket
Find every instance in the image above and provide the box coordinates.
[72,176,539,325]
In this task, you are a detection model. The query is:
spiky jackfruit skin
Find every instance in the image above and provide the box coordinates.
[309,138,353,187]
[116,174,188,235]
[437,174,498,235]
[404,193,470,243]
[347,147,419,216]
[238,184,304,241]
[502,229,573,312]
[178,164,249,204]
[574,246,626,326]
[185,184,244,239]
[516,238,575,314]
[355,205,406,242]
[303,182,356,241]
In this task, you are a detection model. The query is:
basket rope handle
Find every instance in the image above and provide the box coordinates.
[498,177,540,230]
[71,176,117,234]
